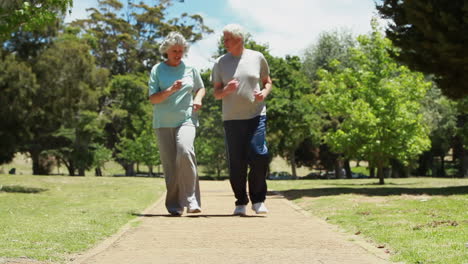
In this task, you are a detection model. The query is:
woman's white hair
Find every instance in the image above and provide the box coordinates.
[159,31,190,58]
[222,24,247,40]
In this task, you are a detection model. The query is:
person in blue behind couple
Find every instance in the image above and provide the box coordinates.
[148,24,272,216]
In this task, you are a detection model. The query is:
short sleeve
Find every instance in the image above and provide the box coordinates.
[211,59,222,84]
[192,68,205,91]
[259,54,270,79]
[148,64,160,96]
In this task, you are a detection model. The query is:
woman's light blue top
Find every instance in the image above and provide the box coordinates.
[148,61,204,128]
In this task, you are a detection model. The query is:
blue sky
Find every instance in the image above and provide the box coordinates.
[65,0,380,70]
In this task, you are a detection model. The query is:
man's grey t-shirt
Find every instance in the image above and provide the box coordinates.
[212,49,270,121]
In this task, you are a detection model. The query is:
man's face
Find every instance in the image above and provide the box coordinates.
[223,32,242,53]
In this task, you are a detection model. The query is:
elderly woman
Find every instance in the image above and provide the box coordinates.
[212,24,273,215]
[148,31,206,216]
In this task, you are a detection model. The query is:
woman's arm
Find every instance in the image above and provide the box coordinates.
[149,80,183,104]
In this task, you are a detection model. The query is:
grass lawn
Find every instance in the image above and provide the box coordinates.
[0,174,165,263]
[268,177,468,264]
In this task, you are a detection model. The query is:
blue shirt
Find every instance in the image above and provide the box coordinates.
[148,61,204,128]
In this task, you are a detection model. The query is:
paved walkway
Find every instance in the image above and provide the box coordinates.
[70,181,392,264]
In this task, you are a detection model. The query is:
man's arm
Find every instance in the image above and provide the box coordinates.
[213,79,238,100]
[254,76,272,102]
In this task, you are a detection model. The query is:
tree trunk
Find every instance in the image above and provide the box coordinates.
[334,158,342,179]
[78,168,85,176]
[66,163,76,176]
[440,155,446,177]
[416,151,432,176]
[290,152,297,178]
[95,167,102,176]
[377,165,385,185]
[344,159,352,179]
[462,154,468,178]
[125,163,135,176]
[369,165,375,178]
[30,150,51,175]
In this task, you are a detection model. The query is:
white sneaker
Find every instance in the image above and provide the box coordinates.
[187,206,202,213]
[233,205,247,216]
[252,202,268,214]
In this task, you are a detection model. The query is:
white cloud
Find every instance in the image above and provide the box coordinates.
[226,0,378,57]
[184,13,225,71]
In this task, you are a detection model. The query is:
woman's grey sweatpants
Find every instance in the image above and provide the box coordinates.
[155,123,201,213]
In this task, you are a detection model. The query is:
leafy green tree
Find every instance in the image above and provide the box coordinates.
[377,0,468,99]
[116,108,160,176]
[71,0,212,75]
[416,85,457,176]
[0,0,72,40]
[317,20,432,184]
[302,29,356,81]
[267,54,319,178]
[0,51,38,164]
[453,98,468,177]
[23,36,100,175]
[195,70,227,178]
[104,73,148,175]
[91,143,113,176]
[301,29,357,178]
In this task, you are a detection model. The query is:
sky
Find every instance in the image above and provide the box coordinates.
[65,0,381,70]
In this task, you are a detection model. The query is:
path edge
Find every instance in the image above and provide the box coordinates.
[272,190,396,263]
[67,192,166,264]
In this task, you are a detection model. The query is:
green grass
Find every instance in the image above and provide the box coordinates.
[0,175,165,263]
[268,178,468,264]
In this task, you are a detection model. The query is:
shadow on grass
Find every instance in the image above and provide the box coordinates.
[278,186,468,200]
[0,185,47,193]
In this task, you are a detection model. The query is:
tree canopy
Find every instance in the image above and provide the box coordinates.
[0,0,72,40]
[377,0,468,99]
[317,20,432,184]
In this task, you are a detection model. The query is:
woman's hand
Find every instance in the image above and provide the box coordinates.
[193,99,202,111]
[169,80,183,93]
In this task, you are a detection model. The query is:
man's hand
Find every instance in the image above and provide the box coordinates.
[225,79,239,94]
[254,90,266,102]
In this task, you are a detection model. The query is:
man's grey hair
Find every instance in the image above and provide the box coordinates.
[159,31,190,58]
[222,24,247,40]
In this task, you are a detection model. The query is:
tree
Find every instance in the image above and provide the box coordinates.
[71,0,212,75]
[195,70,227,178]
[91,144,113,176]
[116,107,160,176]
[377,0,468,99]
[23,36,100,175]
[0,51,38,164]
[0,0,72,40]
[267,54,319,178]
[302,29,356,81]
[301,29,357,178]
[317,20,432,184]
[416,85,457,176]
[103,73,149,176]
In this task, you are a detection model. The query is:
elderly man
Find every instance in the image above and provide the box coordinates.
[212,24,273,215]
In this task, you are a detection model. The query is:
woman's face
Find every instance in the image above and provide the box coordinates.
[166,44,185,66]
[223,32,243,53]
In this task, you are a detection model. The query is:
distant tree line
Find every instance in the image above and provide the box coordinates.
[0,0,467,184]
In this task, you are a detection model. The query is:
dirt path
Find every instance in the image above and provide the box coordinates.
[70,181,393,264]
